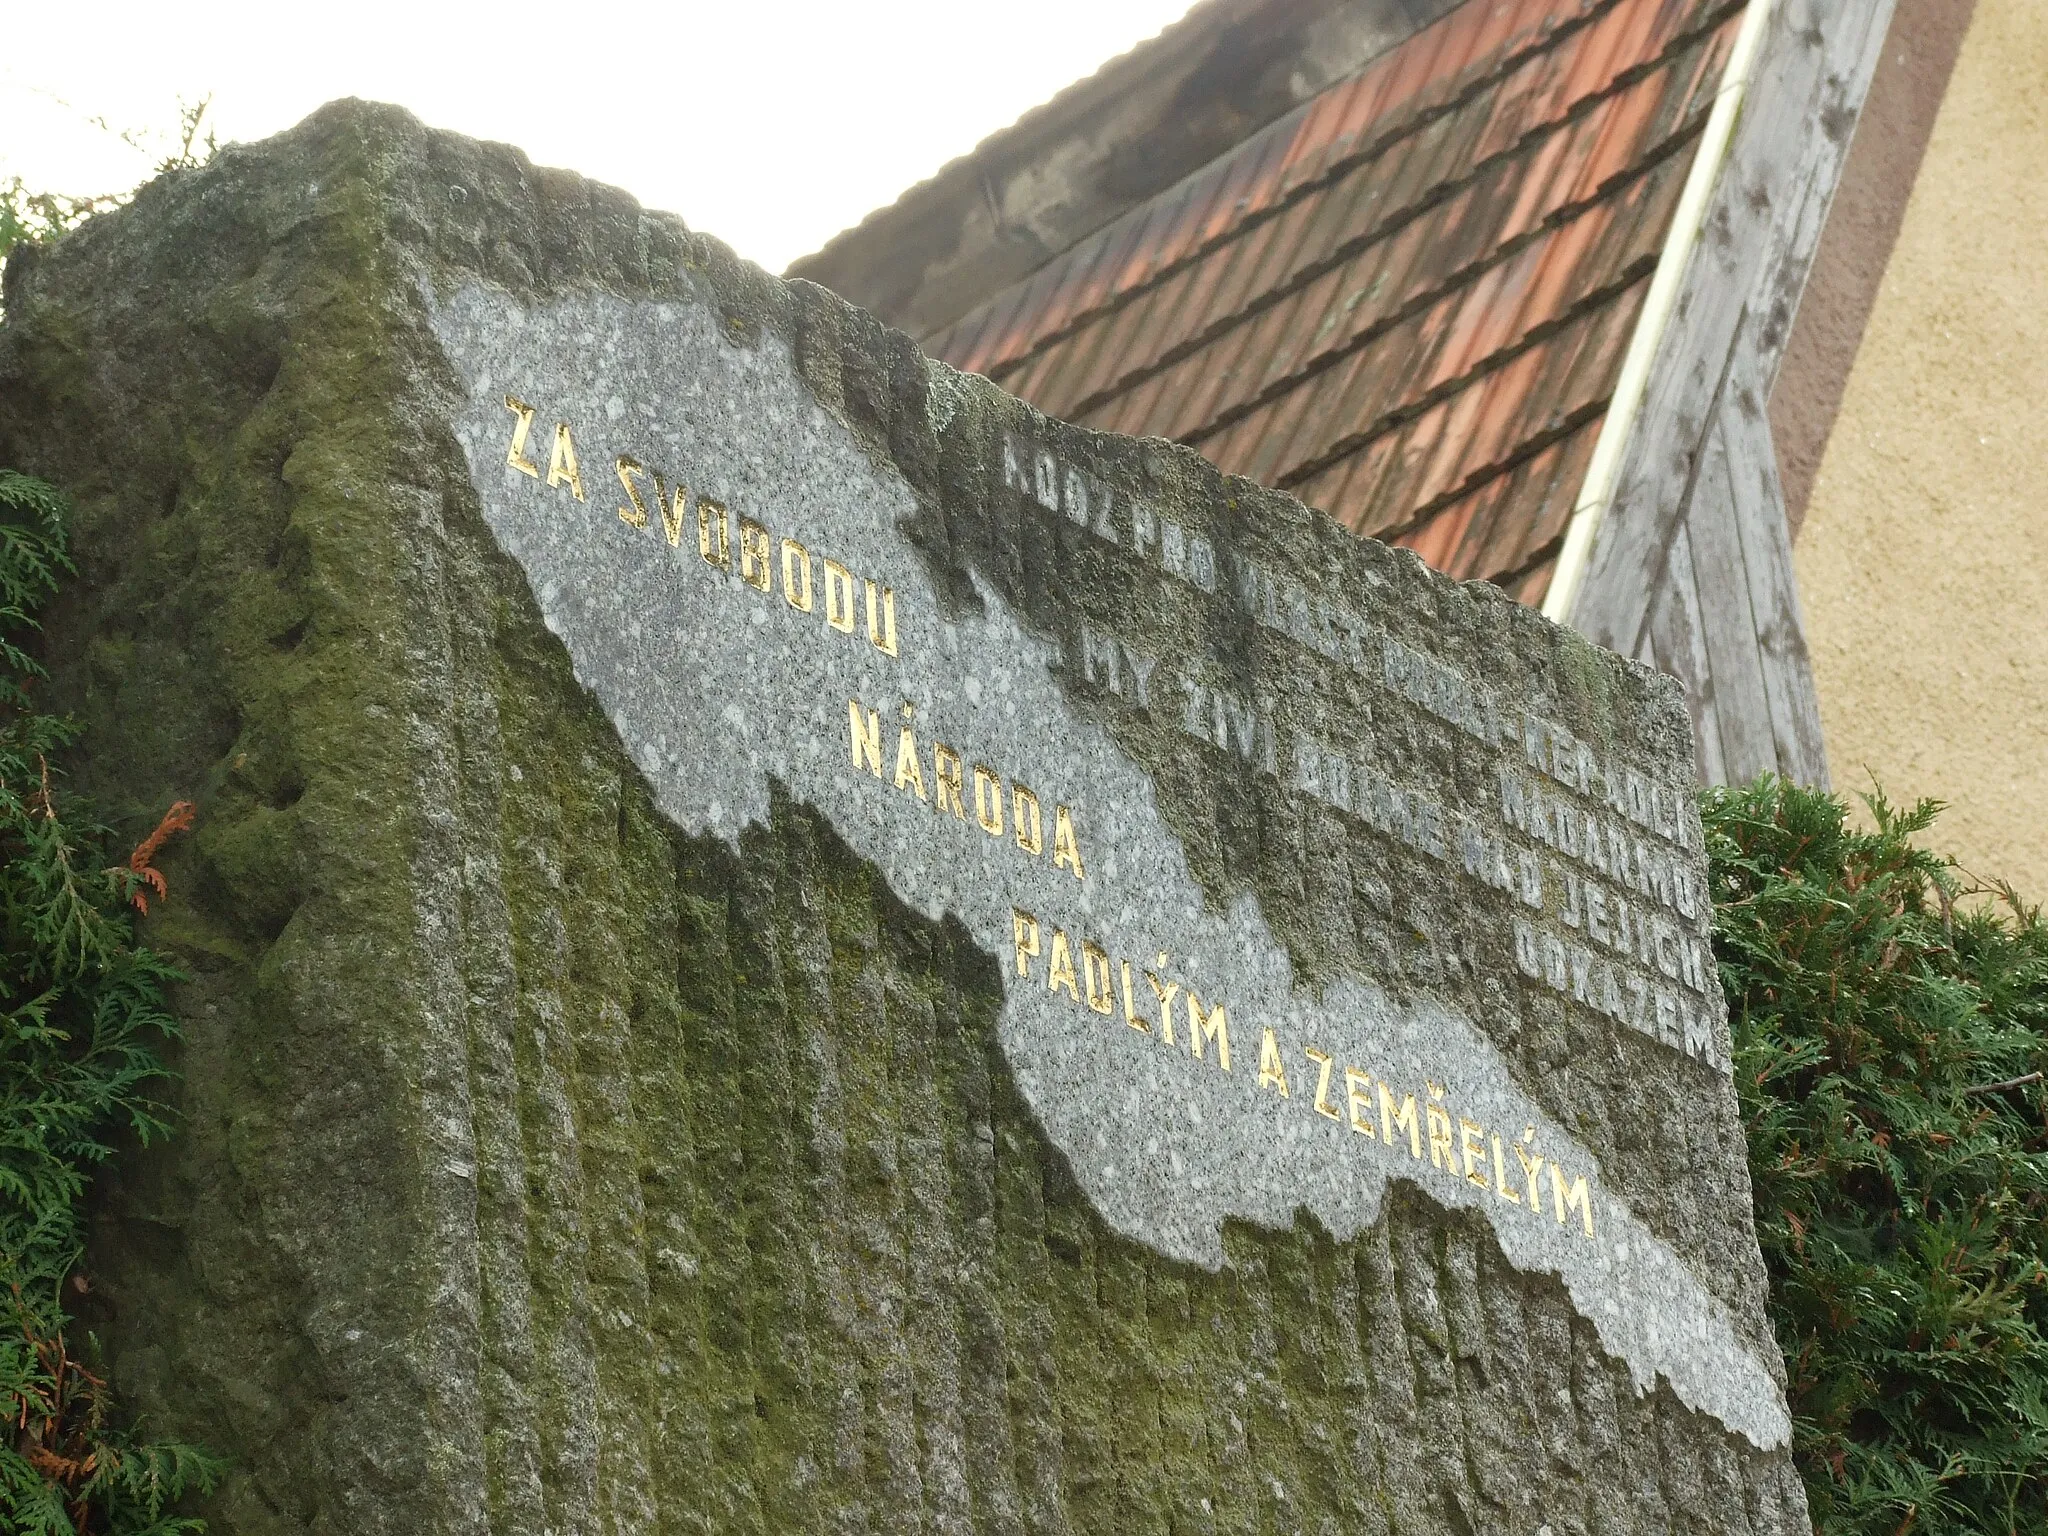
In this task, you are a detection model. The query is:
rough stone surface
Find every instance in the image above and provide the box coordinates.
[0,100,1805,1535]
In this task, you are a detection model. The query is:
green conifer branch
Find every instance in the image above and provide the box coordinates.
[0,471,219,1534]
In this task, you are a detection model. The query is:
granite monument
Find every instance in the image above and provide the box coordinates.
[0,100,1802,1534]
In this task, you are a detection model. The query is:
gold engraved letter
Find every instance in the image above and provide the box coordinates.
[1304,1047,1339,1120]
[824,560,856,633]
[781,539,814,612]
[1257,1029,1289,1097]
[1187,992,1231,1071]
[973,766,1005,837]
[655,474,688,547]
[1380,1083,1422,1158]
[1120,961,1149,1033]
[1052,805,1087,882]
[503,395,540,477]
[1012,909,1040,979]
[848,701,882,778]
[1047,929,1080,1001]
[1551,1164,1594,1237]
[1082,943,1115,1015]
[1426,1096,1457,1173]
[894,722,927,801]
[1514,1134,1546,1209]
[739,519,772,591]
[1344,1068,1376,1137]
[934,745,965,819]
[1013,785,1043,856]
[1146,969,1180,1047]
[1458,1119,1489,1190]
[1491,1134,1521,1204]
[547,423,586,501]
[865,579,899,657]
[698,497,730,569]
[615,456,651,528]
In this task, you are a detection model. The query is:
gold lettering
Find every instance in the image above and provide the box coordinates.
[1013,785,1043,856]
[614,455,650,528]
[1052,805,1086,882]
[1458,1119,1489,1190]
[1344,1068,1375,1137]
[1145,968,1180,1046]
[824,560,856,633]
[1187,991,1230,1071]
[1120,961,1148,1032]
[1012,909,1040,978]
[894,721,927,800]
[933,745,965,818]
[504,395,540,477]
[1551,1164,1594,1237]
[698,497,730,569]
[1304,1047,1339,1120]
[1047,929,1080,1001]
[1380,1083,1421,1158]
[1426,1098,1456,1173]
[848,700,882,777]
[1082,943,1114,1015]
[1258,1029,1290,1097]
[655,474,687,547]
[781,538,813,612]
[739,519,772,591]
[547,422,586,501]
[865,579,899,657]
[1513,1134,1545,1209]
[1491,1134,1520,1204]
[973,766,1004,836]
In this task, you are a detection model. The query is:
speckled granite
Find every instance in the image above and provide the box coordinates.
[0,98,1804,1535]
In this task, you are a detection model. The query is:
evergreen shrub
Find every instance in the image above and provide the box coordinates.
[0,471,217,1534]
[1707,777,2048,1536]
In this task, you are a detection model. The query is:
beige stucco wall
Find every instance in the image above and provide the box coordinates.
[1795,0,2048,897]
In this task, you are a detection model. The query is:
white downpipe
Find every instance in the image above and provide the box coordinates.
[1541,0,1776,625]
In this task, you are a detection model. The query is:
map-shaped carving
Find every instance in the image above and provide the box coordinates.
[431,278,1788,1452]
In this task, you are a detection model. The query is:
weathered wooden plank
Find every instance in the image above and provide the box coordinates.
[1648,523,1730,788]
[1721,371,1833,785]
[1682,407,1782,783]
[1750,4,1900,391]
[1570,0,1897,658]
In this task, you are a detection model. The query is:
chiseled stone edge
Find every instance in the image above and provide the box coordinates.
[428,275,1792,1452]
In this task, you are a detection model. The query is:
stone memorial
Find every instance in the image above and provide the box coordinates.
[0,102,1803,1534]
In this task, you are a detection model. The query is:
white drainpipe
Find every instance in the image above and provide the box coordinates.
[1541,0,1776,626]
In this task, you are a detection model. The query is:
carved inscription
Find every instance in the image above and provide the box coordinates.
[489,399,1643,1252]
[436,285,1786,1451]
[504,398,904,660]
[1013,906,1600,1240]
[1008,428,1727,1075]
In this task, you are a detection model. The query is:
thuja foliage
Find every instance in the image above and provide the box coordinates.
[0,472,218,1533]
[1707,777,2048,1535]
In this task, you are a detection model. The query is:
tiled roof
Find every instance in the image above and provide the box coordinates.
[919,0,1743,604]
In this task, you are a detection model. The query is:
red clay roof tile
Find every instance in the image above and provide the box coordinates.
[921,0,1741,594]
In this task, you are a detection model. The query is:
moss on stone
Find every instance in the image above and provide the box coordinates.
[0,100,1801,1533]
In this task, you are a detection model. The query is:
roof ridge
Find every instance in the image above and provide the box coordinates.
[951,0,1733,381]
[928,0,1579,362]
[795,0,1241,273]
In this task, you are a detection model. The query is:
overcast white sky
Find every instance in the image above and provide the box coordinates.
[3,0,1197,274]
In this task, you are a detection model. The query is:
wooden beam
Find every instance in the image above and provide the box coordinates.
[1569,0,1894,783]
[1723,364,1831,785]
